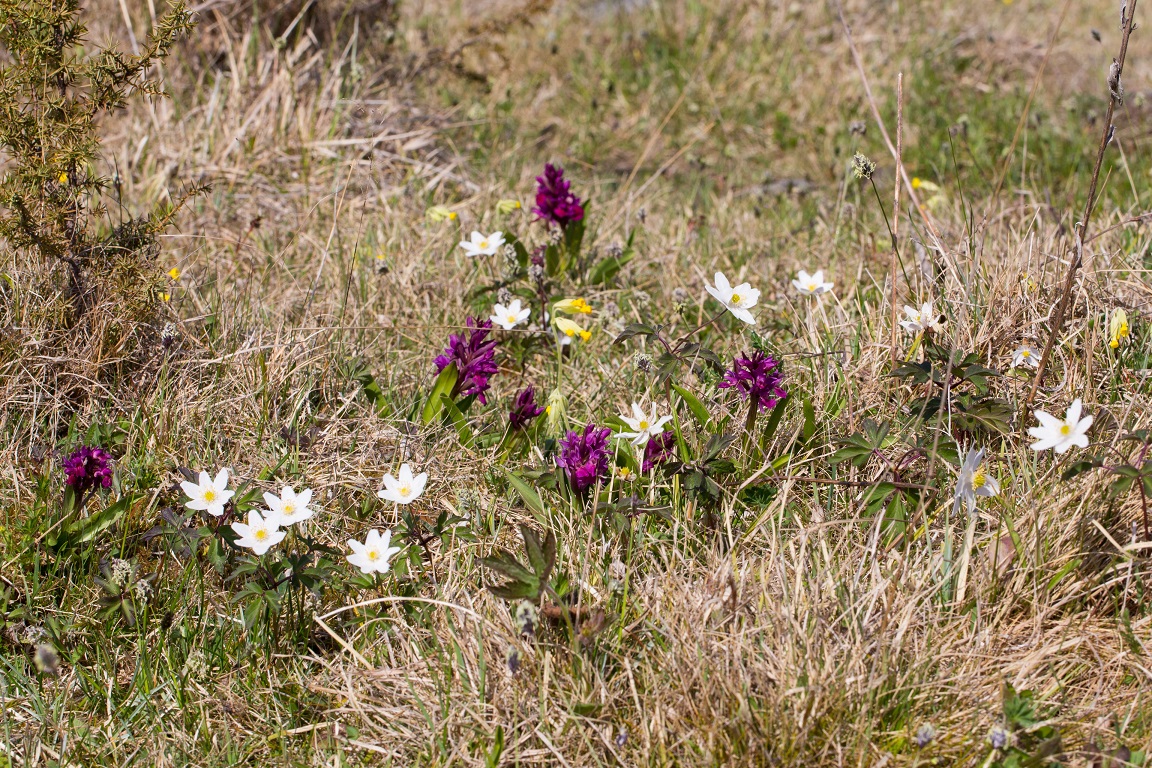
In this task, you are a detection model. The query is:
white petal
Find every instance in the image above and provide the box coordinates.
[198,470,212,488]
[811,270,823,283]
[1066,399,1082,425]
[713,272,731,293]
[410,473,428,499]
[213,468,230,491]
[1033,411,1064,430]
[729,306,756,325]
[705,283,727,304]
[397,464,413,486]
[180,481,202,499]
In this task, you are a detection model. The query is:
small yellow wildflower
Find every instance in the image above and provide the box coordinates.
[426,205,457,222]
[168,267,181,280]
[554,317,589,338]
[58,172,69,184]
[554,298,593,315]
[160,292,171,302]
[1109,308,1130,348]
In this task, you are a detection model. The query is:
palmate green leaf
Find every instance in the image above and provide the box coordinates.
[519,523,556,583]
[478,549,536,584]
[488,582,540,601]
[889,361,932,383]
[612,322,659,345]
[421,363,459,425]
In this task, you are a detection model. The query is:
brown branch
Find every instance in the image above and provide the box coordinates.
[1028,2,1138,405]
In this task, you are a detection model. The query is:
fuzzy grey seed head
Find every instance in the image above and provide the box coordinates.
[849,120,867,136]
[605,242,624,258]
[914,723,936,748]
[455,487,480,515]
[852,153,876,180]
[633,352,653,373]
[636,208,647,223]
[528,264,545,284]
[34,643,59,676]
[132,579,152,603]
[633,289,651,308]
[514,600,538,637]
[160,322,179,350]
[988,726,1011,750]
[601,301,620,320]
[505,645,522,675]
[547,227,563,245]
[109,558,132,588]
[496,287,513,305]
[500,246,520,279]
[672,287,691,305]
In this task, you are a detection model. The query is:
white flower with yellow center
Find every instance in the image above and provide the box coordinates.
[952,447,1000,515]
[791,269,834,296]
[1011,345,1039,369]
[1028,398,1093,454]
[899,301,940,334]
[231,510,285,556]
[616,403,673,446]
[377,463,428,505]
[181,469,235,518]
[459,230,506,258]
[491,299,530,330]
[347,529,402,575]
[705,271,759,325]
[262,486,315,526]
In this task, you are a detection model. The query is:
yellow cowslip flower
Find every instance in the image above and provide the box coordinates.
[426,205,457,222]
[1109,308,1130,348]
[496,199,521,215]
[168,267,181,280]
[554,297,593,315]
[555,317,592,342]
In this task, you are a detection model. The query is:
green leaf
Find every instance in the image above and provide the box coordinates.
[478,550,536,584]
[612,322,658,345]
[421,363,459,425]
[587,248,633,285]
[503,469,547,520]
[802,394,816,442]
[672,383,712,429]
[760,396,788,446]
[440,393,474,446]
[488,582,540,601]
[54,495,133,549]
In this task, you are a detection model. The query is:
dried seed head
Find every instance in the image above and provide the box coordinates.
[914,723,936,748]
[528,264,545,284]
[633,352,653,373]
[852,152,876,180]
[988,726,1011,750]
[605,242,624,258]
[34,643,59,676]
[505,645,522,675]
[514,600,538,637]
[496,287,513,305]
[672,287,691,305]
[849,120,867,136]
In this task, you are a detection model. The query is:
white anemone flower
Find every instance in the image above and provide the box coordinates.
[705,271,759,325]
[491,298,530,330]
[377,463,428,505]
[181,469,234,517]
[459,231,506,257]
[899,301,941,334]
[231,510,285,556]
[1028,398,1093,454]
[952,447,1000,515]
[347,529,403,575]
[262,486,315,526]
[791,269,834,296]
[616,403,674,446]
[1011,345,1039,369]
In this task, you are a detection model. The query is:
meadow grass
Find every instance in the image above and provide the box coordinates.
[2,0,1152,765]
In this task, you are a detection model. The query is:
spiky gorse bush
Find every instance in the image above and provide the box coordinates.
[0,0,199,376]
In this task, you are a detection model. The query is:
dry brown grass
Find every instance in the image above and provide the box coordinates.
[2,0,1152,765]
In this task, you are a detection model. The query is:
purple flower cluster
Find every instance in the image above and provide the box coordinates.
[642,431,676,472]
[434,317,499,405]
[719,351,787,413]
[532,163,584,228]
[557,423,612,493]
[509,386,546,430]
[63,446,113,495]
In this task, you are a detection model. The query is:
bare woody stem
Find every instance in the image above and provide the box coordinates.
[1028,2,1138,405]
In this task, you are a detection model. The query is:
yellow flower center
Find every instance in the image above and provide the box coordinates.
[730,293,742,305]
[283,503,294,515]
[506,314,517,324]
[204,489,216,502]
[367,549,379,560]
[1060,424,1071,436]
[399,485,411,497]
[480,240,489,249]
[639,420,649,430]
[972,470,986,489]
[808,283,817,292]
[255,529,267,541]
[1021,350,1031,358]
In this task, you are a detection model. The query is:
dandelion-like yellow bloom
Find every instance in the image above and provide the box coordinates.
[168,267,180,280]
